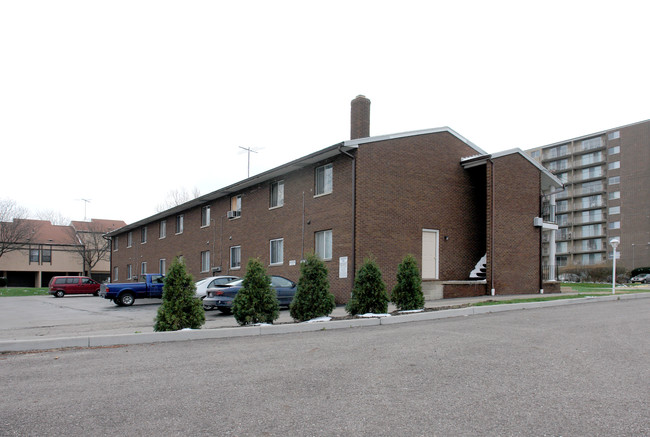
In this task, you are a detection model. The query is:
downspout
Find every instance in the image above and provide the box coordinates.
[338,144,356,283]
[102,233,112,281]
[489,159,495,296]
[301,191,305,260]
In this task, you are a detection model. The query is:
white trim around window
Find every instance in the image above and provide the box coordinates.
[201,251,210,272]
[315,230,332,260]
[230,246,241,270]
[270,238,284,265]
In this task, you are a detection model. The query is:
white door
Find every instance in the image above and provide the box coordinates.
[422,229,439,279]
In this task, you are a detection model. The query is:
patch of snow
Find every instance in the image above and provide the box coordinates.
[253,323,272,326]
[304,317,332,323]
[357,313,391,318]
[398,309,424,314]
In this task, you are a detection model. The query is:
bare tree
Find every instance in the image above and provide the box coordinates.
[156,187,201,212]
[36,209,70,226]
[71,221,111,278]
[0,199,32,259]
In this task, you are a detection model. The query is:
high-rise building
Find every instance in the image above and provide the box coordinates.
[526,119,650,274]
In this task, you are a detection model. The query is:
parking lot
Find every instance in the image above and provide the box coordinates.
[0,295,259,341]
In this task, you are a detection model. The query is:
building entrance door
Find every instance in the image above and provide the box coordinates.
[422,229,439,280]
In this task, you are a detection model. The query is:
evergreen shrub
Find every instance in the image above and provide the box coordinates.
[391,254,424,310]
[345,256,388,315]
[154,257,205,332]
[232,258,279,325]
[290,253,335,322]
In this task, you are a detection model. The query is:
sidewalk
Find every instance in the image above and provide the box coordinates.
[2,291,649,353]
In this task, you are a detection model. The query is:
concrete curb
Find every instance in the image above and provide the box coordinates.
[2,292,648,353]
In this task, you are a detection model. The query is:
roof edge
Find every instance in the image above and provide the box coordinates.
[344,126,487,155]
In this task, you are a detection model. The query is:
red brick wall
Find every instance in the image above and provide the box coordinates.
[111,154,356,303]
[489,154,542,294]
[354,131,486,294]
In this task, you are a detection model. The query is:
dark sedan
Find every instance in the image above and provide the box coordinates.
[203,276,297,314]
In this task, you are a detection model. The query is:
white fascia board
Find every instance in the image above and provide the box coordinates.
[343,126,487,155]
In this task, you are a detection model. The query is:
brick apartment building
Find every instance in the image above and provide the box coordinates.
[106,96,562,302]
[526,119,650,273]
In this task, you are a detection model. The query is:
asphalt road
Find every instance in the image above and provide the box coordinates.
[2,298,649,436]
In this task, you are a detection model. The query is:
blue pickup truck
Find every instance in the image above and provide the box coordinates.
[99,274,165,306]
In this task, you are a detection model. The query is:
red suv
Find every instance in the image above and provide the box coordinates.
[48,276,101,297]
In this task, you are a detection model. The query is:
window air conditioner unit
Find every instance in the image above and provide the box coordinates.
[227,210,241,219]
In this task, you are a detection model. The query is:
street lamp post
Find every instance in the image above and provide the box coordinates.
[610,238,620,295]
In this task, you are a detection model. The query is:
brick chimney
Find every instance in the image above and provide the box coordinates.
[350,95,370,140]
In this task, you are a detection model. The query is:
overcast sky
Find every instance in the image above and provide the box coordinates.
[2,1,648,225]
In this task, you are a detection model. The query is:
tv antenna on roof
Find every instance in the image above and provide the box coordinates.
[80,198,91,221]
[238,146,258,178]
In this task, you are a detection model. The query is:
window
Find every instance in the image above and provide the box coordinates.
[270,239,283,265]
[548,159,568,171]
[556,200,569,212]
[581,253,603,265]
[127,231,133,248]
[608,146,620,155]
[556,172,569,183]
[270,181,284,208]
[609,206,620,215]
[607,131,620,140]
[556,214,568,226]
[141,226,147,243]
[556,256,568,267]
[229,195,242,218]
[580,181,602,194]
[608,176,620,185]
[113,237,119,251]
[315,230,333,260]
[581,225,602,238]
[141,262,147,275]
[42,248,51,263]
[176,214,184,234]
[201,205,211,227]
[29,249,39,263]
[315,163,333,196]
[159,220,167,239]
[230,246,241,269]
[608,161,620,170]
[113,267,119,282]
[608,221,620,230]
[159,259,166,275]
[127,264,133,279]
[530,150,540,159]
[547,144,569,159]
[608,191,620,200]
[579,152,603,166]
[201,251,210,272]
[581,239,602,251]
[580,166,602,180]
[580,195,602,209]
[556,241,568,253]
[581,137,602,151]
[581,210,602,223]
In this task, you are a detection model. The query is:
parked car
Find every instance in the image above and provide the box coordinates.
[630,273,650,284]
[99,274,165,306]
[195,275,240,309]
[48,276,101,297]
[203,275,297,314]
